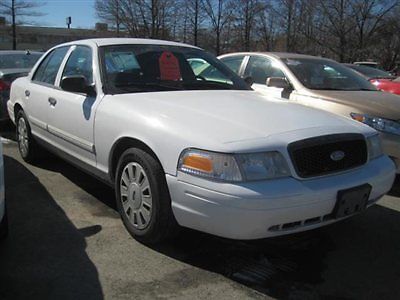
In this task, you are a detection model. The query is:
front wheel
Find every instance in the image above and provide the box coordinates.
[115,148,179,244]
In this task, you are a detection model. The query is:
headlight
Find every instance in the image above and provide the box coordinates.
[366,134,383,160]
[178,149,290,182]
[351,113,400,136]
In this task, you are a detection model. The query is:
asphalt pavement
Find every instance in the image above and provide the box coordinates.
[1,125,400,300]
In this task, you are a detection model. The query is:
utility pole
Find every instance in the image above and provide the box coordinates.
[66,16,71,29]
[12,0,16,50]
[194,0,198,46]
[116,0,120,36]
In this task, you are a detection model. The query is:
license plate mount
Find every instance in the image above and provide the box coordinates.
[333,184,371,219]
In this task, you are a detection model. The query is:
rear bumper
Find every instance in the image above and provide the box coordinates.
[167,155,395,240]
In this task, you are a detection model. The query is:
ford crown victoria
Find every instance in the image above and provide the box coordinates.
[8,39,395,243]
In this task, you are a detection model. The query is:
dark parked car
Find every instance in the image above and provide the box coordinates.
[0,50,43,120]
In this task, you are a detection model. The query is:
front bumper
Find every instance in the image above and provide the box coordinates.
[167,155,395,240]
[380,132,400,173]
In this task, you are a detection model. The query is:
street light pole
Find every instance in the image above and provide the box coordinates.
[12,0,16,50]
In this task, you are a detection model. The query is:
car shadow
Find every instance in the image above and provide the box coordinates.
[151,204,400,299]
[0,156,104,299]
[12,150,400,299]
[0,121,16,141]
[30,153,116,210]
[388,174,400,197]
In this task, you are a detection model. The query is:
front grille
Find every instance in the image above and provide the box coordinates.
[288,134,368,178]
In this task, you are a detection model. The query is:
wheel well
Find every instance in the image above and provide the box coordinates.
[14,103,23,118]
[109,137,162,182]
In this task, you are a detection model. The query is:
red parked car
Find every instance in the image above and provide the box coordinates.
[345,64,400,96]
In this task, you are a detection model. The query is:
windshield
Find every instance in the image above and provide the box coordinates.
[347,65,394,79]
[100,45,249,94]
[0,53,43,69]
[282,58,377,91]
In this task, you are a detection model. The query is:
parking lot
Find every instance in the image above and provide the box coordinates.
[1,124,400,300]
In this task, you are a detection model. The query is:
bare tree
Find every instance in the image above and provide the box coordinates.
[95,0,122,35]
[202,0,235,54]
[350,0,398,59]
[233,0,264,51]
[0,0,46,49]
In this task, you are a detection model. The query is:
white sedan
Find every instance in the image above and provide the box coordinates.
[0,141,6,240]
[7,38,395,243]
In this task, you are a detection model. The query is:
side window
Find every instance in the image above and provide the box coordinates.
[244,56,285,84]
[187,58,233,84]
[220,56,244,74]
[62,46,93,84]
[33,47,69,85]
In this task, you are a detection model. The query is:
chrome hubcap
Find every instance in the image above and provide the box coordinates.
[120,162,152,229]
[17,118,29,157]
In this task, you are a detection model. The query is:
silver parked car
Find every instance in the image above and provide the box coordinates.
[218,52,400,173]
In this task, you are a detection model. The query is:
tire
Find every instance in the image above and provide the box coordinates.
[0,205,8,240]
[115,148,179,244]
[16,110,40,163]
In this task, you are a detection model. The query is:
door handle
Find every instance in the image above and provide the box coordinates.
[25,90,30,97]
[48,97,57,106]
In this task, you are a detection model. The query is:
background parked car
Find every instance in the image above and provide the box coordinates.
[353,61,384,70]
[345,63,400,96]
[0,51,43,121]
[0,141,7,240]
[218,52,400,173]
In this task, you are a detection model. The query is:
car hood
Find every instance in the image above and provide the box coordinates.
[306,90,400,120]
[113,90,371,146]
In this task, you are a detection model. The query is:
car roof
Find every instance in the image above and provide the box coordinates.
[220,51,336,61]
[354,61,378,64]
[55,38,200,49]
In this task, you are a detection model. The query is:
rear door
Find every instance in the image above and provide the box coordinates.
[46,45,98,167]
[26,46,70,140]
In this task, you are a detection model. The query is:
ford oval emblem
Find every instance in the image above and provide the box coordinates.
[330,150,345,161]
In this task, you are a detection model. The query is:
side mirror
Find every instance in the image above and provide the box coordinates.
[266,77,291,89]
[243,76,254,87]
[61,75,96,96]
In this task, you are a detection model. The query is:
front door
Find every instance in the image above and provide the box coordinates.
[26,46,70,140]
[243,55,288,99]
[47,45,99,167]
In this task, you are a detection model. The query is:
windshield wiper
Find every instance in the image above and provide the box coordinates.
[115,82,183,91]
[184,80,233,90]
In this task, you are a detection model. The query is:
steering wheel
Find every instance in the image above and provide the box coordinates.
[196,75,206,81]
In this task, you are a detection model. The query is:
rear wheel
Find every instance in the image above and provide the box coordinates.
[115,148,179,244]
[16,110,40,163]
